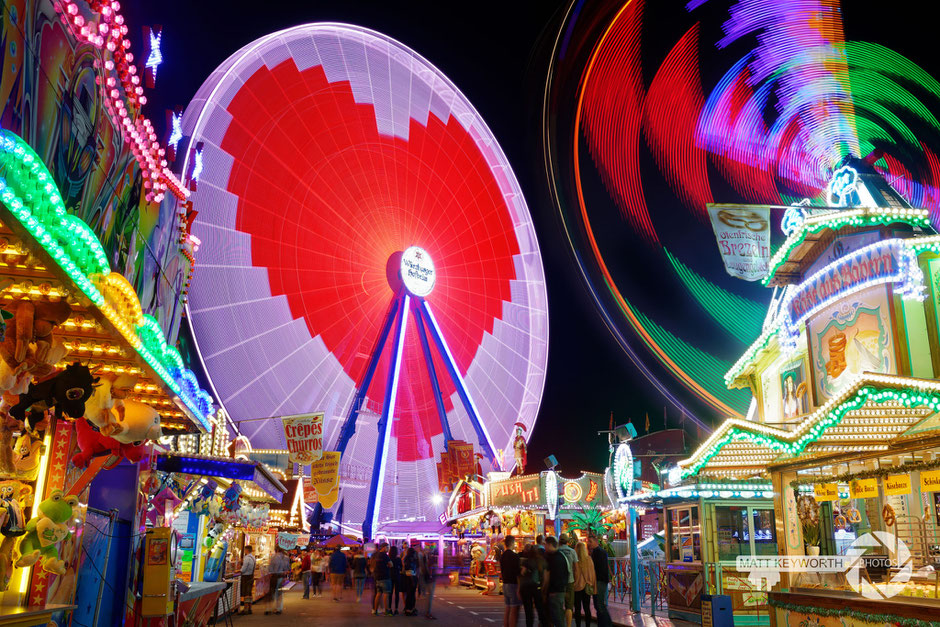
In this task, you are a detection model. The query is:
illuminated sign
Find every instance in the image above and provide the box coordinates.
[546,472,558,519]
[614,442,635,502]
[490,475,541,507]
[401,246,436,297]
[563,481,583,503]
[828,165,859,207]
[562,477,600,505]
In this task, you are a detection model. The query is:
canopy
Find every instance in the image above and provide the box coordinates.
[322,534,361,548]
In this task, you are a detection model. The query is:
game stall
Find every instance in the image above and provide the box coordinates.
[674,160,940,626]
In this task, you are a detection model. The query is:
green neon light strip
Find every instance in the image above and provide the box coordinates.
[0,130,211,428]
[682,382,940,478]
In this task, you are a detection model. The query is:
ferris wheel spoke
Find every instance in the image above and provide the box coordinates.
[413,299,454,446]
[417,299,499,469]
[363,293,411,541]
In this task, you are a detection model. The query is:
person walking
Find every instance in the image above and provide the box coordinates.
[329,548,348,602]
[389,545,403,614]
[500,535,521,627]
[238,545,257,615]
[265,547,290,615]
[519,545,547,627]
[301,550,312,599]
[418,544,437,620]
[402,546,419,615]
[372,542,393,615]
[542,537,569,627]
[313,550,327,597]
[558,534,578,627]
[352,547,369,602]
[587,535,612,627]
[573,541,595,627]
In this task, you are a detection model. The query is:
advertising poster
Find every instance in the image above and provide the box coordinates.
[306,452,341,507]
[808,285,896,404]
[281,412,324,464]
[708,206,771,281]
[779,359,808,420]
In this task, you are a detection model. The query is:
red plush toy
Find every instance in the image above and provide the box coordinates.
[72,418,144,470]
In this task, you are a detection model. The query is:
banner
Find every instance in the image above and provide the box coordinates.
[277,532,299,550]
[708,205,771,281]
[849,478,878,499]
[305,452,341,508]
[281,412,324,464]
[884,474,911,496]
[814,484,838,501]
[921,469,940,493]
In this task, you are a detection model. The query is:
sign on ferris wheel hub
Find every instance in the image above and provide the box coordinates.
[400,246,436,297]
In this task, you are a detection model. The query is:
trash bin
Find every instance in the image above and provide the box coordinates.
[701,594,733,627]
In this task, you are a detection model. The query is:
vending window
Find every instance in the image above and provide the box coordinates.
[667,505,701,563]
[714,504,778,561]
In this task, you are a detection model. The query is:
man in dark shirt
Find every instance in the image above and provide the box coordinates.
[500,536,521,626]
[328,548,348,601]
[372,543,393,615]
[587,534,612,627]
[542,537,568,627]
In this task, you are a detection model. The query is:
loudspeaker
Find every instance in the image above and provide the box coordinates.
[614,423,637,442]
[543,455,558,469]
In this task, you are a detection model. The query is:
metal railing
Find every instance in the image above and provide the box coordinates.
[608,557,667,615]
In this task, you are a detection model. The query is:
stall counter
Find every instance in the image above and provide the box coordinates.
[769,591,938,627]
[0,604,76,627]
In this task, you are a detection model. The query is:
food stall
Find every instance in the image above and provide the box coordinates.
[673,160,940,625]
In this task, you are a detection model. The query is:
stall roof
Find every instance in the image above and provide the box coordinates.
[156,453,287,500]
[679,373,940,480]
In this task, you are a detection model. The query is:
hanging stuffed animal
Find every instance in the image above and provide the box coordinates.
[15,489,78,574]
[0,480,32,592]
[191,480,218,514]
[71,417,145,470]
[11,432,42,476]
[107,399,162,444]
[83,372,138,436]
[0,300,72,369]
[222,483,242,512]
[9,361,99,422]
[204,522,225,549]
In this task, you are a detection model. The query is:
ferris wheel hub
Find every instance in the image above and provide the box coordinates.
[399,246,436,297]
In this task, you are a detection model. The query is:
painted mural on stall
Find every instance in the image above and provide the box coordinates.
[0,0,188,341]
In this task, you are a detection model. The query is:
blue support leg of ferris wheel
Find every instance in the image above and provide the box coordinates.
[414,300,453,448]
[363,294,410,541]
[417,299,499,469]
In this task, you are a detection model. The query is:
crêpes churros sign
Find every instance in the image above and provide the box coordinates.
[281,412,324,464]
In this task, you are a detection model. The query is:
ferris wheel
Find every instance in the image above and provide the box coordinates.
[182,23,548,537]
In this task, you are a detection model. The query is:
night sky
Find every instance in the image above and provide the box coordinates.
[126,0,940,476]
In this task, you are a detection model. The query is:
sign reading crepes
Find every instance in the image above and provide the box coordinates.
[708,205,771,282]
[281,412,324,464]
[305,452,341,507]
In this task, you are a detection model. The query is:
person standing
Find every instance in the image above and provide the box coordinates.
[535,535,546,555]
[402,546,419,615]
[573,542,595,627]
[372,543,393,615]
[587,535,612,627]
[389,545,403,614]
[418,544,437,620]
[519,545,547,627]
[542,537,568,627]
[558,534,578,627]
[329,548,348,602]
[352,547,368,602]
[500,535,522,627]
[238,546,257,615]
[266,547,290,615]
[313,550,327,596]
[301,550,312,599]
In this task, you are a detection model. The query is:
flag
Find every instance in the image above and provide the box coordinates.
[609,412,613,431]
[645,413,650,433]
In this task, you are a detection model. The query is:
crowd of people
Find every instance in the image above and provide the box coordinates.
[499,533,612,627]
[237,541,439,619]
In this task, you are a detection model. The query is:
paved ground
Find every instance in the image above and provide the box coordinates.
[224,580,698,627]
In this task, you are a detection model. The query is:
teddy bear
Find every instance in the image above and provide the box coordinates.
[9,361,99,423]
[0,480,32,591]
[71,417,145,470]
[0,300,72,369]
[15,489,78,574]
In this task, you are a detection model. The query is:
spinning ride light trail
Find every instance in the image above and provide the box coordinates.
[182,24,549,534]
[544,0,940,427]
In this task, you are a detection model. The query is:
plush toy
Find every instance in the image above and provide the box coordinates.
[71,418,145,470]
[11,432,42,476]
[108,399,162,444]
[15,489,78,574]
[0,481,32,591]
[222,483,242,511]
[0,300,72,368]
[9,361,99,422]
[247,504,269,527]
[204,523,225,549]
[191,480,218,515]
[83,372,138,436]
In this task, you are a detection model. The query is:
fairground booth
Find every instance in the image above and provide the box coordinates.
[672,158,940,626]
